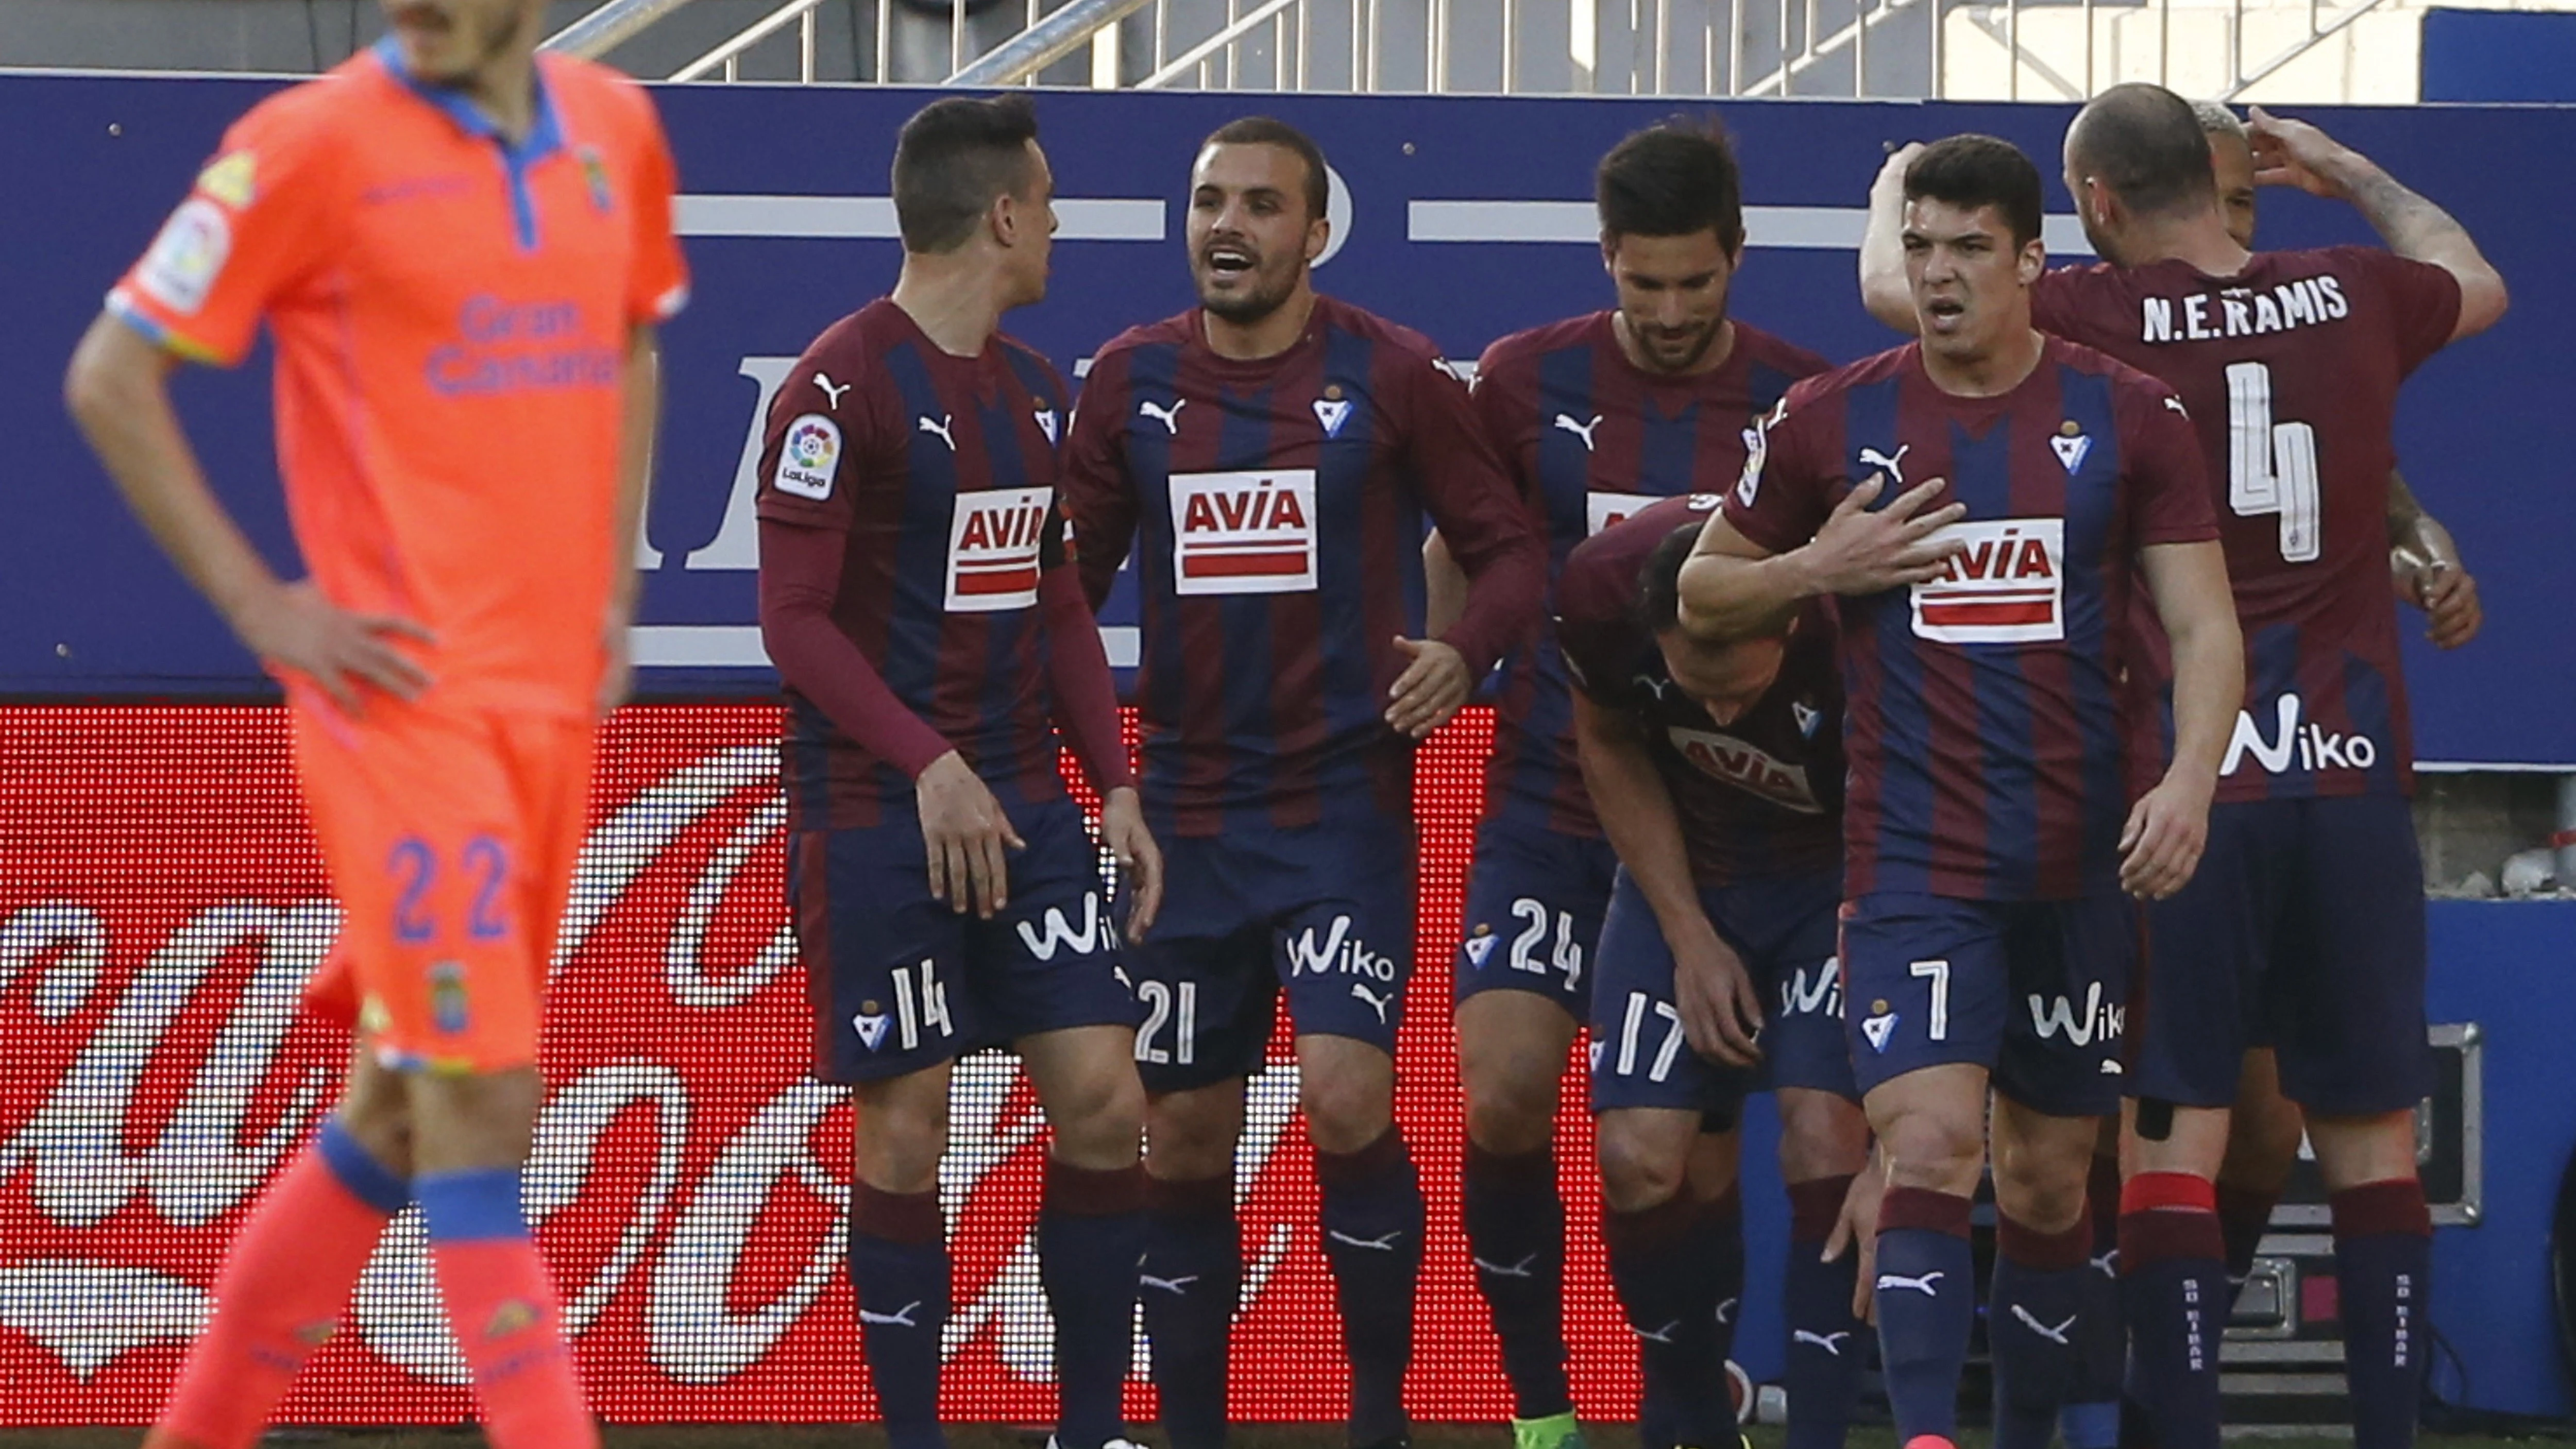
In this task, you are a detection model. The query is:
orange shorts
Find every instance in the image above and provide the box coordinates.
[293,699,597,1073]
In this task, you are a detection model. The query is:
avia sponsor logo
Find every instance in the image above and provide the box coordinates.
[424,296,619,398]
[2141,275,2349,345]
[2027,982,2126,1047]
[945,487,1050,613]
[1283,914,1398,983]
[1168,470,1318,596]
[1665,726,1823,814]
[1910,518,2064,644]
[1585,491,1658,537]
[2221,692,2381,776]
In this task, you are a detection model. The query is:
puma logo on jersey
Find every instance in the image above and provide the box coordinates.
[1877,1270,1946,1298]
[1858,444,1909,484]
[1328,1229,1405,1252]
[917,414,956,450]
[1349,981,1396,1025]
[812,372,852,407]
[2011,1304,2078,1345]
[1554,413,1603,451]
[1140,398,1187,435]
[945,486,1051,612]
[1795,1329,1854,1356]
[2093,1249,2120,1278]
[2163,395,2189,415]
[1169,470,1319,595]
[1911,518,2065,644]
[857,1300,923,1328]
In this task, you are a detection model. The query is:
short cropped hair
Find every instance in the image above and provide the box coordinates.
[1904,134,2045,249]
[891,94,1041,254]
[1201,115,1330,221]
[2066,82,2220,218]
[2192,99,2248,142]
[1596,121,1747,254]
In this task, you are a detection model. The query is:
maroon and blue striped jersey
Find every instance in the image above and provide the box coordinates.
[1726,336,2217,901]
[2030,250,2462,802]
[756,298,1075,829]
[1558,495,1845,887]
[1473,313,1832,840]
[1061,295,1547,837]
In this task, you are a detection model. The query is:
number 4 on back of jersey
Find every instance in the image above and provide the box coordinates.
[2226,361,2320,563]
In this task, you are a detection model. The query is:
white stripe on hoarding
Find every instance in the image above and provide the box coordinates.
[633,624,1141,670]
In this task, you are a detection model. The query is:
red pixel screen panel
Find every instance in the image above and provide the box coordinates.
[0,704,1644,1427]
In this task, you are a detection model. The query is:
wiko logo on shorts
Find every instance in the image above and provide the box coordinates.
[1286,914,1396,983]
[1015,893,1107,961]
[2027,983,2125,1048]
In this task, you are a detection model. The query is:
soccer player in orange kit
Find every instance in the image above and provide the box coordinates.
[62,2,685,1445]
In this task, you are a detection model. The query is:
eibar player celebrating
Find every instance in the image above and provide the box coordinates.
[1061,116,1546,1449]
[1683,135,2244,1449]
[1426,121,1860,1449]
[64,0,687,1444]
[754,95,1163,1449]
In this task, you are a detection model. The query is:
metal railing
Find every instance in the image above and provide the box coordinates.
[544,0,2417,98]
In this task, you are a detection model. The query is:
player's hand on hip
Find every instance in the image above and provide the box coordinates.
[2119,769,2215,900]
[236,577,434,716]
[1822,1164,1888,1323]
[1801,475,1967,596]
[916,751,1026,919]
[1385,636,1471,739]
[2246,107,2355,198]
[1099,786,1164,940]
[2410,564,2483,649]
[1671,917,1765,1068]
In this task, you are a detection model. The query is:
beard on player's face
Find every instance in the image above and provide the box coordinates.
[382,0,534,82]
[1191,225,1310,323]
[1606,230,1738,374]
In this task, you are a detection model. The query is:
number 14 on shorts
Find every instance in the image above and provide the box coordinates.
[857,960,955,1052]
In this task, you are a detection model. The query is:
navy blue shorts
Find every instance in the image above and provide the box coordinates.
[1588,867,1856,1120]
[1125,819,1418,1092]
[1453,815,1619,1018]
[792,797,1139,1084]
[1840,890,2133,1117]
[2134,794,2431,1117]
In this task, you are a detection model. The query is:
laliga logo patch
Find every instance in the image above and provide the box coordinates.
[1168,469,1319,596]
[1313,384,1354,438]
[1586,491,1657,537]
[135,198,232,316]
[1910,517,2065,644]
[945,486,1050,612]
[773,414,841,500]
[1735,423,1769,508]
[2050,420,2093,474]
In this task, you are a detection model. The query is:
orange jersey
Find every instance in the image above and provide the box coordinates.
[110,40,689,718]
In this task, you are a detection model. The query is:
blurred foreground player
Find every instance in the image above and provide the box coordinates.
[1558,498,1872,1449]
[1428,123,1833,1449]
[1681,135,2243,1449]
[1061,116,1545,1449]
[753,95,1162,1449]
[64,1,687,1444]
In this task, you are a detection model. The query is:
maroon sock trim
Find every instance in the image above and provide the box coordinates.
[1788,1175,1857,1243]
[1145,1171,1233,1221]
[2330,1177,2432,1240]
[1603,1191,1702,1255]
[1315,1125,1407,1188]
[2117,1207,2225,1271]
[1464,1140,1555,1191]
[1878,1185,1973,1238]
[1998,1211,2094,1272]
[851,1181,942,1244]
[1045,1158,1145,1217]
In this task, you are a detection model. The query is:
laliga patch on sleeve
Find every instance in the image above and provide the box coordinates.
[135,198,233,317]
[773,414,842,500]
[1734,422,1768,509]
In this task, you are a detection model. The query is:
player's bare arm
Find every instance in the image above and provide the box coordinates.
[2122,539,2243,900]
[64,312,433,713]
[2247,106,2509,339]
[1679,477,1964,641]
[1420,530,1467,638]
[2387,469,2482,649]
[1570,690,1762,1066]
[601,327,662,717]
[1859,142,1927,332]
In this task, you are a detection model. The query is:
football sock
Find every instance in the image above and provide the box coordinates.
[1462,1140,1571,1421]
[2061,1156,2125,1449]
[1872,1186,1975,1444]
[417,1166,597,1449]
[2332,1178,2433,1449]
[1783,1174,1866,1449]
[1701,1183,1748,1366]
[1604,1191,1730,1446]
[1990,1211,2093,1449]
[1041,1159,1148,1449]
[147,1118,407,1449]
[2120,1171,2226,1449]
[1316,1126,1424,1445]
[1143,1171,1240,1449]
[849,1180,951,1449]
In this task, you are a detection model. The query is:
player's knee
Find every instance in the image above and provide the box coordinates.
[1044,1060,1148,1168]
[854,1080,952,1195]
[1777,1090,1871,1182]
[1597,1121,1688,1214]
[1874,1106,1983,1196]
[1301,1072,1395,1157]
[1460,1052,1558,1155]
[2306,1109,2420,1192]
[1144,1086,1246,1182]
[1992,1151,2090,1234]
[404,1065,543,1173]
